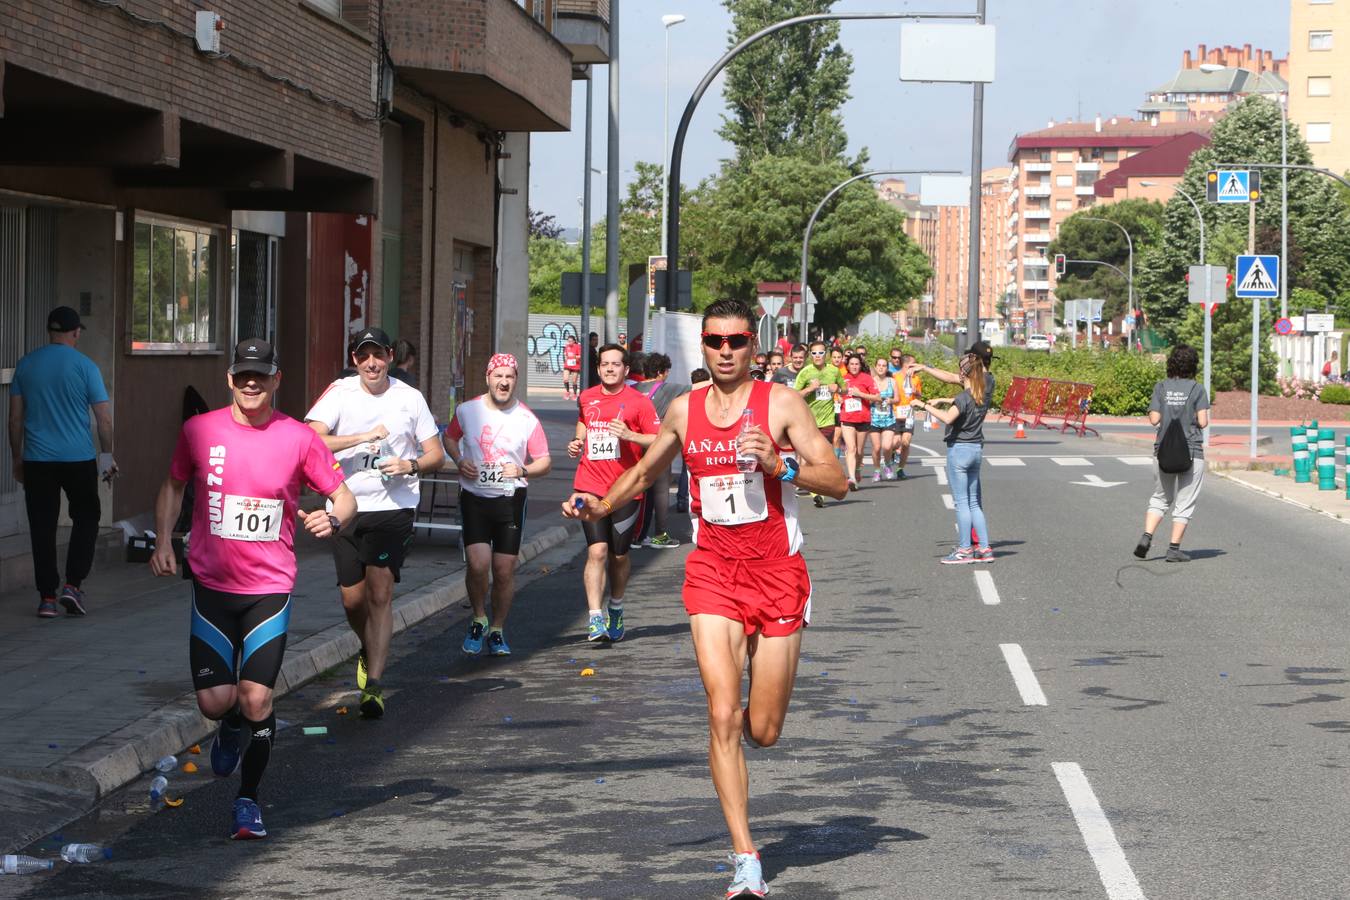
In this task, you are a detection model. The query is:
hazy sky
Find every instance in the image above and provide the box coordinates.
[529,0,1289,226]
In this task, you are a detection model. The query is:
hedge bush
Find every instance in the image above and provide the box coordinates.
[1320,384,1350,405]
[842,340,1164,416]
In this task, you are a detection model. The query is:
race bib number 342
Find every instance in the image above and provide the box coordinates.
[699,472,768,526]
[587,429,619,461]
[217,495,284,542]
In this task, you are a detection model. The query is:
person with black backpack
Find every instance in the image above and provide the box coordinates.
[1135,344,1210,562]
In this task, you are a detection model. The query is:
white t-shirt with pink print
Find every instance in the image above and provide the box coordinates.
[445,396,550,498]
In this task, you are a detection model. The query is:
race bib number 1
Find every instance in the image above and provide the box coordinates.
[699,473,768,526]
[587,429,620,461]
[218,495,284,542]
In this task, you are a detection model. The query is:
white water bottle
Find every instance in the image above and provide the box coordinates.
[374,440,395,482]
[735,409,758,474]
[60,844,111,864]
[154,755,177,773]
[149,775,167,810]
[3,855,53,874]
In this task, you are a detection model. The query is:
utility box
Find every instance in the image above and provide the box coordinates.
[195,11,222,54]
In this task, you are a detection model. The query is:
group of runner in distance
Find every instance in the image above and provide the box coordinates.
[150,299,970,898]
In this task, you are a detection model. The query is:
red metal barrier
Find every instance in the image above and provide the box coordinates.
[1000,375,1029,423]
[1020,378,1051,427]
[1059,383,1099,437]
[1033,380,1074,430]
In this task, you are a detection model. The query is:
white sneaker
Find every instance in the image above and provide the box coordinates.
[726,852,767,898]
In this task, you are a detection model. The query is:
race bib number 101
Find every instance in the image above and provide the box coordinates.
[587,429,620,461]
[218,495,284,542]
[699,472,768,526]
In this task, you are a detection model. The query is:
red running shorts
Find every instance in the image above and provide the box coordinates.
[682,548,813,637]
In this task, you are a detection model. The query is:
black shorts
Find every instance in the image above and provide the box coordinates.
[869,422,897,434]
[332,508,415,587]
[580,496,642,556]
[459,488,527,555]
[190,581,290,691]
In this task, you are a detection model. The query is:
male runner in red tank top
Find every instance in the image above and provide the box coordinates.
[563,299,846,898]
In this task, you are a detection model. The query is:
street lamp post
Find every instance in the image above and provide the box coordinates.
[799,169,959,341]
[1076,215,1133,348]
[659,13,686,261]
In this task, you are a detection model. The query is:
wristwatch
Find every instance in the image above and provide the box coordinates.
[409,458,420,476]
[778,456,800,483]
[326,514,342,534]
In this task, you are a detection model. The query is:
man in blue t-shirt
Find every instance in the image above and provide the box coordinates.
[8,306,118,618]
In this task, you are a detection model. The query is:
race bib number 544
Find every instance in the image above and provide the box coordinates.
[587,429,619,461]
[699,473,768,526]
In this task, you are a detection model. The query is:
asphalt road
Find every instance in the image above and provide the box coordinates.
[6,420,1349,899]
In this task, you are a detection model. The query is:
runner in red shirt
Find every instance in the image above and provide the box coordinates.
[562,335,582,400]
[839,354,880,491]
[564,300,846,898]
[149,340,357,840]
[566,343,660,642]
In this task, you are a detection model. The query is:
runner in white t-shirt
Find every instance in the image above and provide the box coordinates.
[304,327,443,719]
[443,353,551,656]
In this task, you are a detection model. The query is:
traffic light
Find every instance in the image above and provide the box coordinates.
[1054,253,1066,276]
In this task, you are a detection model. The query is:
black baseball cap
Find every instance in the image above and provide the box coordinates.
[352,327,392,352]
[47,306,83,332]
[229,338,279,376]
[968,340,995,365]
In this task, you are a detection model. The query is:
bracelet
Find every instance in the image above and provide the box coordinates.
[600,498,613,515]
[410,458,420,476]
[770,456,786,479]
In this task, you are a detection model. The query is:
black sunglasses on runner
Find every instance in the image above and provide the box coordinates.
[701,331,754,350]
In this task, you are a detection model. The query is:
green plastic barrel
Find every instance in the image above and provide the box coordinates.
[1293,426,1310,483]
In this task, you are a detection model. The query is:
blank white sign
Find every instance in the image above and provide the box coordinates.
[899,24,996,84]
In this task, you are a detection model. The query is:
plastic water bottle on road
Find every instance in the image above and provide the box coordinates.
[60,844,111,863]
[3,854,53,874]
[154,755,177,773]
[735,409,758,474]
[149,775,167,810]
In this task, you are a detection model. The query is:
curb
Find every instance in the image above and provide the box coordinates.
[1208,467,1350,527]
[3,522,580,853]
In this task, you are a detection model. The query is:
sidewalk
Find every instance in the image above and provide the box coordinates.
[0,404,587,852]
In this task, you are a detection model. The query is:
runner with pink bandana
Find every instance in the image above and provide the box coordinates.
[443,352,552,656]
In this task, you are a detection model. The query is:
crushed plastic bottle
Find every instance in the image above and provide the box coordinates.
[60,844,111,864]
[3,854,53,874]
[149,775,168,810]
[153,755,177,773]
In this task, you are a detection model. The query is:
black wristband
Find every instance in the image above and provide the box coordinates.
[410,458,420,476]
[327,514,342,534]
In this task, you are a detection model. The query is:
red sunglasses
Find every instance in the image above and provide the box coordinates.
[701,331,754,350]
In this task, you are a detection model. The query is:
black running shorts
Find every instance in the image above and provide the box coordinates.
[459,488,528,555]
[190,581,290,691]
[580,497,642,556]
[332,508,415,587]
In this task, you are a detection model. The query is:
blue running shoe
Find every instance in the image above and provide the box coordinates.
[210,720,243,777]
[607,607,625,642]
[230,797,267,840]
[486,630,511,656]
[940,547,977,565]
[462,619,487,655]
[587,612,610,642]
[725,852,767,898]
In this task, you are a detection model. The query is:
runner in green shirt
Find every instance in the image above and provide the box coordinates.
[793,341,846,507]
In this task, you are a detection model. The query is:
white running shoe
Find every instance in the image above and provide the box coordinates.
[726,852,767,898]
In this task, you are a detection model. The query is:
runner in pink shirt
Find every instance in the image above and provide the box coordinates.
[149,340,356,841]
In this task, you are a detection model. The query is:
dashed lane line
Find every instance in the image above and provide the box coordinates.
[974,569,1000,605]
[998,643,1048,705]
[1051,457,1093,466]
[942,493,955,510]
[987,457,1026,466]
[1118,457,1154,466]
[935,466,948,485]
[1053,762,1148,900]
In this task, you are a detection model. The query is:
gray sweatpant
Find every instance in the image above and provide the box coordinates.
[1147,458,1204,523]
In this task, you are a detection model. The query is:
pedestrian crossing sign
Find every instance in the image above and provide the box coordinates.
[1234,254,1279,298]
[1207,169,1260,204]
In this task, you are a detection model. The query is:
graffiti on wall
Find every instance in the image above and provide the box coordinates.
[527,320,580,375]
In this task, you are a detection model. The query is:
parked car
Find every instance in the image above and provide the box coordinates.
[1026,333,1052,352]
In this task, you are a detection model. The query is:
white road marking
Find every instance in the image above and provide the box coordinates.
[942,493,955,509]
[998,643,1048,705]
[1052,457,1093,466]
[1117,457,1154,466]
[1072,474,1127,488]
[920,457,946,467]
[911,443,941,458]
[934,466,949,485]
[974,570,1000,605]
[987,457,1026,466]
[1053,762,1147,900]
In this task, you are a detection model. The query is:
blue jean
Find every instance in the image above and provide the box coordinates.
[946,442,988,549]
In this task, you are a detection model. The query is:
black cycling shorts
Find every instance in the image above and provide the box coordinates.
[459,488,528,556]
[580,497,642,556]
[332,508,415,587]
[190,581,290,691]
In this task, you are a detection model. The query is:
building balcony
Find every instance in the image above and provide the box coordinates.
[1023,209,1052,220]
[1006,211,1019,227]
[1024,280,1051,291]
[554,0,611,67]
[1024,184,1051,197]
[1022,256,1049,267]
[1024,233,1052,244]
[385,0,573,131]
[1008,188,1019,205]
[1023,162,1053,173]
[1074,185,1096,196]
[1006,234,1019,251]
[1075,161,1100,172]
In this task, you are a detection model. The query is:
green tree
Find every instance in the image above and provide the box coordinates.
[718,0,857,167]
[1046,199,1165,326]
[1135,95,1350,348]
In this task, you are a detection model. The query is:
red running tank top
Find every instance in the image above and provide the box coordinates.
[685,379,802,560]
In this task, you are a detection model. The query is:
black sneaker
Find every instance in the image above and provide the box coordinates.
[359,682,385,719]
[1165,547,1191,563]
[1133,535,1151,559]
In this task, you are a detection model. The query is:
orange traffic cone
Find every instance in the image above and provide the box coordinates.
[1014,420,1027,439]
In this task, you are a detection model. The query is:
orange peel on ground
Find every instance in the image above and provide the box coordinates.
[188,744,202,754]
[163,796,184,808]
[181,762,199,773]
[336,706,349,715]
[580,668,596,677]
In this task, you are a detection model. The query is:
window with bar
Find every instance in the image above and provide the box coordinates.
[130,216,221,352]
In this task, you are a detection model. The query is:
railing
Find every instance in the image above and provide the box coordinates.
[556,0,609,21]
[999,376,1099,437]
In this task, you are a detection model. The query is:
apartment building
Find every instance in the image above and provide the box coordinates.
[1005,119,1211,334]
[1139,43,1287,124]
[1289,0,1350,177]
[0,0,593,554]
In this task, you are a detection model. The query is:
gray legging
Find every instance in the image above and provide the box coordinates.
[1148,459,1204,523]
